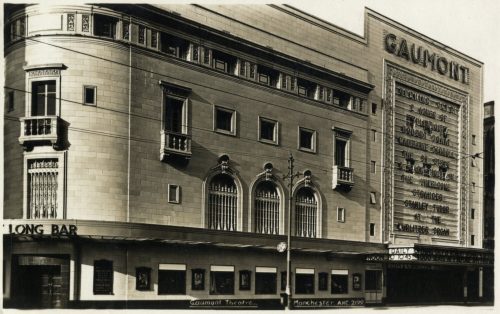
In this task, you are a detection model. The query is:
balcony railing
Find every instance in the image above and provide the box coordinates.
[332,165,354,190]
[160,130,192,161]
[19,116,59,147]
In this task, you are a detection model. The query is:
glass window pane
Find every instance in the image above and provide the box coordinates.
[300,129,313,149]
[260,120,275,141]
[331,274,348,294]
[255,272,276,294]
[210,271,234,294]
[295,273,314,294]
[216,109,233,132]
[158,270,186,294]
[47,94,56,115]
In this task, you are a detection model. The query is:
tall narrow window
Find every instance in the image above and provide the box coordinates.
[208,174,238,231]
[337,207,345,223]
[165,97,185,133]
[371,161,376,174]
[295,187,317,238]
[7,90,14,112]
[471,208,475,219]
[335,140,347,166]
[255,181,280,235]
[371,129,377,142]
[372,103,377,115]
[138,25,146,44]
[471,235,475,246]
[369,223,375,236]
[28,159,59,219]
[32,81,56,116]
[370,192,376,204]
[472,135,476,145]
[122,21,130,40]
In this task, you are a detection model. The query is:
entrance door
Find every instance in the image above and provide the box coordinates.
[11,255,69,308]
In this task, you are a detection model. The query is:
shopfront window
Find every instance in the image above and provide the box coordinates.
[158,264,186,295]
[210,265,234,294]
[331,270,348,294]
[295,268,315,294]
[255,267,277,294]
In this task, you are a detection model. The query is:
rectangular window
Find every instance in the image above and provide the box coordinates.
[160,33,189,59]
[158,264,186,295]
[212,50,237,74]
[471,182,476,193]
[331,270,348,294]
[93,14,117,38]
[32,80,56,116]
[210,265,234,295]
[255,267,277,294]
[192,268,205,290]
[136,267,151,291]
[318,272,328,291]
[214,106,236,135]
[164,97,185,133]
[371,161,376,174]
[168,184,180,203]
[297,78,315,99]
[372,103,377,115]
[337,207,345,223]
[122,21,130,40]
[365,270,382,290]
[299,127,316,152]
[151,30,158,48]
[27,159,59,219]
[471,235,475,246]
[94,260,113,295]
[239,270,251,291]
[138,25,146,44]
[471,208,475,219]
[83,85,96,106]
[259,117,278,144]
[334,139,347,166]
[7,90,14,112]
[369,223,375,236]
[257,65,279,87]
[295,268,315,294]
[370,192,376,204]
[371,129,377,142]
[472,134,476,145]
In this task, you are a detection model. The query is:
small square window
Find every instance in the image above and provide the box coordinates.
[299,127,316,152]
[371,103,377,115]
[371,129,377,142]
[337,207,345,223]
[83,86,96,106]
[7,91,14,112]
[214,106,236,135]
[370,192,376,204]
[471,208,475,219]
[371,161,376,174]
[168,184,180,203]
[259,117,278,144]
[369,223,375,236]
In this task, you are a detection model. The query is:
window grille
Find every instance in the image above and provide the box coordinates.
[295,187,317,237]
[208,174,237,231]
[255,181,280,234]
[28,159,58,219]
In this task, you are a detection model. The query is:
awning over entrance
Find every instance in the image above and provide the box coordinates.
[3,219,386,255]
[365,244,494,266]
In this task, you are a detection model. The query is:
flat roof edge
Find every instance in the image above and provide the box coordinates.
[365,7,483,66]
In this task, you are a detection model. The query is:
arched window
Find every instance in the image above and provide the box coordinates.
[207,173,238,231]
[295,187,318,238]
[255,181,280,235]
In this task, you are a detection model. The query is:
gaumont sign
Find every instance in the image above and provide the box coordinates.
[384,33,470,84]
[4,223,77,236]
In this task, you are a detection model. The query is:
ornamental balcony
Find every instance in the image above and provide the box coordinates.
[160,130,192,162]
[332,165,354,191]
[19,116,67,151]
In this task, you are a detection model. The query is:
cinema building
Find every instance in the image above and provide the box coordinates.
[3,3,493,309]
